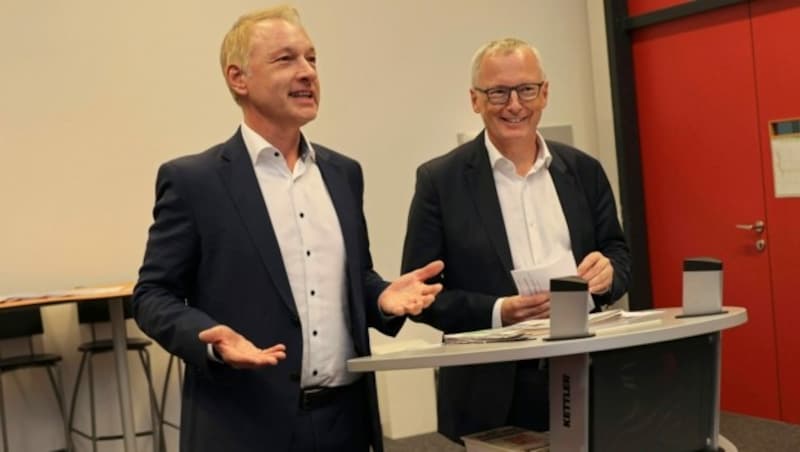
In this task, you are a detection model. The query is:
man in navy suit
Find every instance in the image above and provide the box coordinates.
[401,38,631,443]
[133,6,442,452]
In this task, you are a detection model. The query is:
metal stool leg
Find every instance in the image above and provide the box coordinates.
[0,372,9,452]
[87,352,97,452]
[67,352,88,447]
[159,354,174,431]
[46,363,73,452]
[139,349,164,452]
[161,354,183,433]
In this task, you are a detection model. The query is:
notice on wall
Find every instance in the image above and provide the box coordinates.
[770,119,800,198]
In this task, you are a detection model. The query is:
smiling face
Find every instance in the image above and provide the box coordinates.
[227,19,319,131]
[470,47,548,149]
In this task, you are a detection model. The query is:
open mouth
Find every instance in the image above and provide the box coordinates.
[289,90,314,99]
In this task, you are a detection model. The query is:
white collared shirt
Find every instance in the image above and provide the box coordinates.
[239,122,357,387]
[487,132,572,327]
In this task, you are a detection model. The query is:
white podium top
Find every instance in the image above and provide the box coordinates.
[349,307,746,372]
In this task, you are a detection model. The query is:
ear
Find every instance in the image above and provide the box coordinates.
[226,64,248,98]
[470,88,480,113]
[539,81,549,108]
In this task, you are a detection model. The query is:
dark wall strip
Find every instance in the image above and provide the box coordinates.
[624,0,746,30]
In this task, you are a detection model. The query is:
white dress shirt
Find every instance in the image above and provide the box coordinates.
[487,133,572,327]
[237,122,358,387]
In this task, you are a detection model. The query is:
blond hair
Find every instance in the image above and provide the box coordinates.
[470,38,544,86]
[219,5,303,101]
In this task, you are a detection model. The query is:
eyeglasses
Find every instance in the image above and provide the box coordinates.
[473,82,545,105]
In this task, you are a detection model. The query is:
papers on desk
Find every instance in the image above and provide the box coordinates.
[0,285,127,303]
[443,309,665,344]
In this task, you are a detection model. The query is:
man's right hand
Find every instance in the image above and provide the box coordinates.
[198,325,286,369]
[501,293,551,326]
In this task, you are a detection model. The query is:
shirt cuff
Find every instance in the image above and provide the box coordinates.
[491,297,505,328]
[207,343,224,363]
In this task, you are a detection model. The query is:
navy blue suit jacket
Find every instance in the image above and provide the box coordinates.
[401,132,631,441]
[134,130,400,452]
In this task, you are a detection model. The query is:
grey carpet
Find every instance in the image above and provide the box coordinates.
[384,411,800,452]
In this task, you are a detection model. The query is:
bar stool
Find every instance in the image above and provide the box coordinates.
[67,297,161,452]
[0,307,71,452]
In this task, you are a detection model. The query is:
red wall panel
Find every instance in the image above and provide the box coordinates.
[750,0,800,424]
[631,4,781,419]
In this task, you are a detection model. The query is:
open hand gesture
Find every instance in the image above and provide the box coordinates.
[379,260,444,316]
[198,325,286,369]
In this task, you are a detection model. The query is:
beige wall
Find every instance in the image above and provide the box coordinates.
[0,1,617,450]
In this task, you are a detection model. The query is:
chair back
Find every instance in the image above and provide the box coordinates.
[76,296,133,324]
[0,308,44,340]
[0,308,43,358]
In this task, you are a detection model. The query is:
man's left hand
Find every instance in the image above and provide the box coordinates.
[379,260,445,316]
[577,251,614,295]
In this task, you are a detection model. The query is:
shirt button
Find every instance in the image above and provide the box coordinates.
[306,250,311,257]
[312,370,318,376]
[299,212,305,218]
[310,290,316,296]
[273,151,279,157]
[313,330,318,336]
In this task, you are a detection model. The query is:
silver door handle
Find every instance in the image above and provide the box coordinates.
[735,220,765,233]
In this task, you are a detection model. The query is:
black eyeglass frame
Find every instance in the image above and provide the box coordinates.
[473,81,546,105]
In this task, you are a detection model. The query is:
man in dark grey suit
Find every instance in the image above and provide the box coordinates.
[133,6,442,452]
[401,38,631,443]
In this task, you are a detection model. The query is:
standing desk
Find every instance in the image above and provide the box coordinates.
[0,284,139,452]
[349,307,747,451]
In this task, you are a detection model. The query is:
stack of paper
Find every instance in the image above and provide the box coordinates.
[462,426,549,451]
[443,327,531,345]
[442,309,665,344]
[591,309,666,334]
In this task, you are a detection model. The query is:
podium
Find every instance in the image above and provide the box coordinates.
[349,307,747,452]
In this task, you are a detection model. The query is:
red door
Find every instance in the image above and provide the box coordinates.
[631,4,782,418]
[750,0,800,424]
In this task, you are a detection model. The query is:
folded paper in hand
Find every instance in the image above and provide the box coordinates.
[510,252,594,312]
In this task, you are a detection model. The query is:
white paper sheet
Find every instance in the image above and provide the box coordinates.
[510,252,594,311]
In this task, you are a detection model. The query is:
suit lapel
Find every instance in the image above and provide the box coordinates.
[315,149,366,333]
[216,131,297,318]
[464,135,514,273]
[548,147,589,262]
[315,150,359,282]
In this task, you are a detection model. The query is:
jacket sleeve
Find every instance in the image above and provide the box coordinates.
[133,162,220,373]
[401,165,497,334]
[583,157,631,306]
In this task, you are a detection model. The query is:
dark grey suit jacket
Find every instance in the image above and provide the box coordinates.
[134,129,401,452]
[401,132,631,441]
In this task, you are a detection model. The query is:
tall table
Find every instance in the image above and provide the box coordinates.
[349,307,747,452]
[0,284,139,452]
